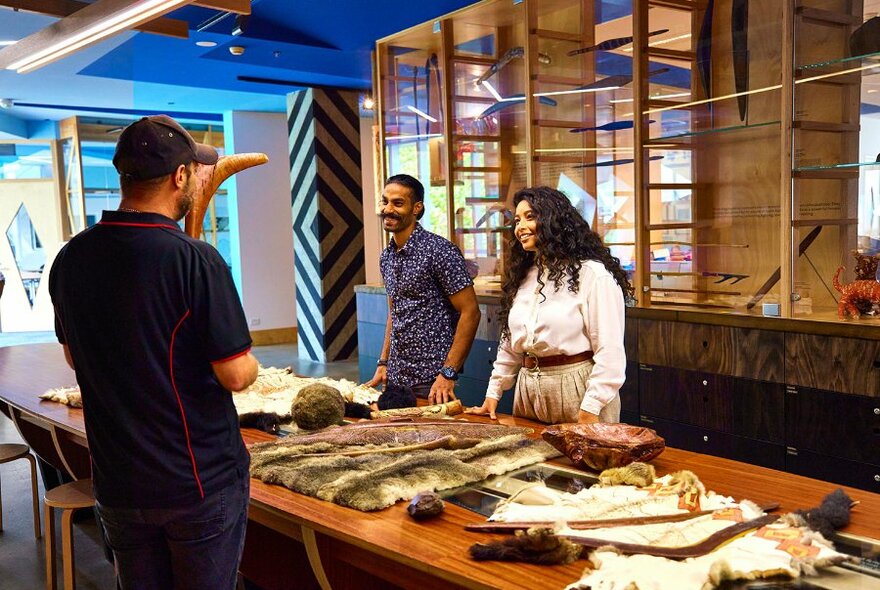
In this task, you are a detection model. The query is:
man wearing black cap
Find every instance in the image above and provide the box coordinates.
[49,115,258,589]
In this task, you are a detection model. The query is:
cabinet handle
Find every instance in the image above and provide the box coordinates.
[875,408,880,415]
[703,435,709,442]
[874,360,880,369]
[702,380,708,386]
[702,341,709,349]
[875,475,880,482]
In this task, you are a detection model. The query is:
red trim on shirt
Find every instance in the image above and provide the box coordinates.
[210,347,252,365]
[168,309,204,499]
[98,221,180,230]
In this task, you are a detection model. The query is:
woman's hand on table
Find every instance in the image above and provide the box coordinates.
[465,398,498,420]
[577,410,599,424]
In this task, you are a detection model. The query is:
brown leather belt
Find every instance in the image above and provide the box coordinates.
[522,350,593,370]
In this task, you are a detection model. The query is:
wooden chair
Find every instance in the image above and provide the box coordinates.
[44,478,94,590]
[0,443,41,539]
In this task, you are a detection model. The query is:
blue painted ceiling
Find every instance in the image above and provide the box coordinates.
[0,0,643,130]
[0,0,482,127]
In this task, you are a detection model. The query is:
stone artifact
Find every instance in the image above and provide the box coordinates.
[541,423,665,471]
[407,491,444,520]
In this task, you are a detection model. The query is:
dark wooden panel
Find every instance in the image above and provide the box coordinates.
[620,410,640,426]
[785,386,880,464]
[639,416,786,470]
[620,361,639,414]
[624,317,638,361]
[785,333,880,396]
[638,319,784,382]
[639,365,784,442]
[785,448,880,494]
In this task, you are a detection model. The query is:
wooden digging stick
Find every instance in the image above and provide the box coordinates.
[465,503,780,533]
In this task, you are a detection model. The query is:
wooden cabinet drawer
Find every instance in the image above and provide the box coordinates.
[620,361,639,414]
[639,417,786,470]
[785,447,880,493]
[638,319,783,382]
[785,333,880,396]
[785,385,880,464]
[639,365,784,442]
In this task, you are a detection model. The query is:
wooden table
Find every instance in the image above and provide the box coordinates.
[2,343,879,590]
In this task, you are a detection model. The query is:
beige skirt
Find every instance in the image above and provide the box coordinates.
[512,359,621,425]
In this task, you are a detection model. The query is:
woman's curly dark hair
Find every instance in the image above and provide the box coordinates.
[498,186,634,341]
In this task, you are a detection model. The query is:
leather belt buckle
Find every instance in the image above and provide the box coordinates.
[525,351,539,372]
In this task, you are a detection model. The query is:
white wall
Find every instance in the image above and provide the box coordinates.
[224,111,297,330]
[360,115,383,285]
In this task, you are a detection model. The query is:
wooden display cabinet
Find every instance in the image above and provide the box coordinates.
[375,0,880,324]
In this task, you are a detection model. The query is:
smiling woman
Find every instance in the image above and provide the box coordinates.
[466,186,633,426]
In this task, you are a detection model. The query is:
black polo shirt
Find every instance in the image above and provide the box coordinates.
[49,210,252,509]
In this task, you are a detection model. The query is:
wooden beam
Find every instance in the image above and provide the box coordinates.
[0,0,194,71]
[192,0,250,15]
[0,0,189,39]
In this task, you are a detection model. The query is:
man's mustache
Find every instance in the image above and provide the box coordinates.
[380,212,401,220]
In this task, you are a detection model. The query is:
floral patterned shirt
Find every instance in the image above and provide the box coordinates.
[380,223,473,386]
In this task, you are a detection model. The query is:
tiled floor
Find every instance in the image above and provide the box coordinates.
[0,340,358,589]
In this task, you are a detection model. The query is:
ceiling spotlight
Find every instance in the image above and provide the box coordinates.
[362,96,375,110]
[231,14,248,36]
[229,45,245,56]
[196,40,217,47]
[0,98,13,109]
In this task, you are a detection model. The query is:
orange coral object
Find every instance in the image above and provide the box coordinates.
[184,152,269,238]
[833,266,880,318]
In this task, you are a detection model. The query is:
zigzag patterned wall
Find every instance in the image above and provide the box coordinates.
[288,88,365,362]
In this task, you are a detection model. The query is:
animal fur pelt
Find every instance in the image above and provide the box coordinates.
[785,488,854,538]
[470,528,583,565]
[270,419,533,447]
[238,411,281,434]
[249,434,559,511]
[377,384,418,410]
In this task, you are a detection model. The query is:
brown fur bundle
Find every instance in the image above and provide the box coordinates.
[470,528,583,565]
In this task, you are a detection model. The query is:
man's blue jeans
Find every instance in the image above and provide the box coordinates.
[95,474,249,590]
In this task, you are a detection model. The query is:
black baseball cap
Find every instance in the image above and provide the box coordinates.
[112,115,218,181]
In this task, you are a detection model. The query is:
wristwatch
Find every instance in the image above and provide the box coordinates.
[438,365,459,381]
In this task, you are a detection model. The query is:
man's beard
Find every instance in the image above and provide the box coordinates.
[174,173,195,221]
[381,212,404,233]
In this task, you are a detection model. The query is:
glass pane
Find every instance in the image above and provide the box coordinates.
[0,143,54,179]
[5,204,46,309]
[379,24,448,238]
[791,2,878,321]
[449,0,526,285]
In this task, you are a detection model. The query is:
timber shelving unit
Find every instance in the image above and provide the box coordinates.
[368,0,880,492]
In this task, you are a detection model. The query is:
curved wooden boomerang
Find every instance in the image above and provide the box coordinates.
[184,152,269,238]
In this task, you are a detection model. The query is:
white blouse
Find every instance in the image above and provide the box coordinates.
[485,260,627,414]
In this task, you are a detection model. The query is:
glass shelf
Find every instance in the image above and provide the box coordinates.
[797,49,880,72]
[646,120,780,144]
[793,160,880,172]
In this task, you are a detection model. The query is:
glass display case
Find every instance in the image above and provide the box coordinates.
[790,0,879,320]
[636,1,785,312]
[375,0,880,324]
